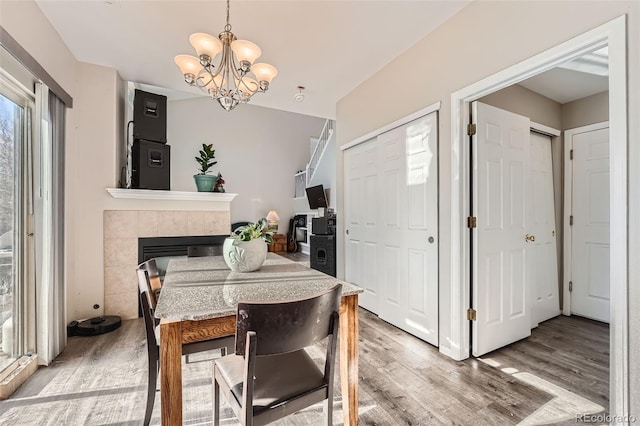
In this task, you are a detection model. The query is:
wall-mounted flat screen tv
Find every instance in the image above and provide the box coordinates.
[305,185,328,209]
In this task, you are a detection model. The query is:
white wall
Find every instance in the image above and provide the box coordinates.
[336,0,639,414]
[167,97,325,229]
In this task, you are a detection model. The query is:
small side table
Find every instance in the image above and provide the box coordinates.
[268,234,287,253]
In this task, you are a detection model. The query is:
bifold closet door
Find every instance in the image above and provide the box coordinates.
[345,139,380,313]
[344,112,438,347]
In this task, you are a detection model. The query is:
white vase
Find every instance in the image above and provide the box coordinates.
[223,237,268,272]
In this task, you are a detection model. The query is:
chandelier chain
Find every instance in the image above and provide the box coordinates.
[225,0,231,32]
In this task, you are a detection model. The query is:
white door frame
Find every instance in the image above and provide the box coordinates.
[563,121,610,317]
[449,16,627,418]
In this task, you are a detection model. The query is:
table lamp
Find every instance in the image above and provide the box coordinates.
[266,210,280,233]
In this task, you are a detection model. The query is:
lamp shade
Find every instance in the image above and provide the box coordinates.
[251,63,278,84]
[174,54,201,75]
[231,40,262,64]
[189,32,223,61]
[266,210,280,222]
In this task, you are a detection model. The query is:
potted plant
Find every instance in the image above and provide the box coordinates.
[223,218,274,272]
[193,143,218,192]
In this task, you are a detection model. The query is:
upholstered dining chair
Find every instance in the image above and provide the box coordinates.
[136,259,234,426]
[212,284,342,426]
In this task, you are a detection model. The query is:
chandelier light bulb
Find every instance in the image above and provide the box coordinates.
[174,54,201,77]
[251,63,278,84]
[189,33,223,64]
[230,40,262,65]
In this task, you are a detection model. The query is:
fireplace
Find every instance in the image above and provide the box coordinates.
[138,235,227,264]
[103,209,231,320]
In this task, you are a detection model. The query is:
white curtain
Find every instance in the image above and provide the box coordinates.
[35,83,66,365]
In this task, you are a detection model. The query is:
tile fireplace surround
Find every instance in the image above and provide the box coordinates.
[103,189,235,319]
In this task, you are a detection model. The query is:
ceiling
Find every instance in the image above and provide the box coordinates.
[35,1,608,118]
[518,47,609,104]
[35,0,471,118]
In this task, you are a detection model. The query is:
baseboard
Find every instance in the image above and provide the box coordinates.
[0,353,38,399]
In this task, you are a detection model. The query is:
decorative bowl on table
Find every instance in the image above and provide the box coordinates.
[222,219,273,272]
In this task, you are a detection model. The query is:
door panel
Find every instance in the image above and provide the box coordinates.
[378,114,438,345]
[345,140,379,312]
[344,112,438,347]
[570,126,609,322]
[529,132,560,327]
[472,101,531,357]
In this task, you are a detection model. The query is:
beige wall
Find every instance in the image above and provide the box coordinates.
[336,0,639,415]
[167,97,325,226]
[66,63,123,321]
[479,84,563,130]
[563,91,609,130]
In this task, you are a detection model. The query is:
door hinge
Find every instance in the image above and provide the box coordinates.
[467,123,477,136]
[467,308,477,321]
[570,149,574,160]
[570,215,574,226]
[569,281,573,292]
[467,216,477,228]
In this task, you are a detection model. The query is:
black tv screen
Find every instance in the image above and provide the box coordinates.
[305,185,328,209]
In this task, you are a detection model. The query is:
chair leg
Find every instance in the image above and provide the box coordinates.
[144,351,158,426]
[213,377,220,426]
[323,397,333,426]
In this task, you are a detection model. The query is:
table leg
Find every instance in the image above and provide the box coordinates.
[160,319,183,426]
[340,294,359,426]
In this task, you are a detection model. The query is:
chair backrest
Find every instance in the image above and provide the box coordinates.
[138,259,162,308]
[136,268,159,347]
[231,221,251,232]
[235,284,342,356]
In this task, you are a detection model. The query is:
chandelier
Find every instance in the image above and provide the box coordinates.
[174,0,278,111]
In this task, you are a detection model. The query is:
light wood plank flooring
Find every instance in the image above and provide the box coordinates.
[0,311,608,425]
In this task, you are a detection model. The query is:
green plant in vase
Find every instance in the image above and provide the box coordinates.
[223,218,274,272]
[232,218,274,244]
[193,143,218,192]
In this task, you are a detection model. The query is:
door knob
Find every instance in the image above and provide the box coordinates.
[346,229,349,235]
[428,236,435,244]
[525,234,536,242]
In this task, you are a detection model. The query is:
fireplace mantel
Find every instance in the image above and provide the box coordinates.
[106,188,237,202]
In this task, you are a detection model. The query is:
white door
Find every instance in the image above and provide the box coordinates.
[377,114,439,346]
[472,101,531,357]
[344,112,439,346]
[344,139,379,313]
[529,131,560,327]
[567,124,610,323]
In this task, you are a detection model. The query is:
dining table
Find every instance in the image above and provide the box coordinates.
[154,253,363,425]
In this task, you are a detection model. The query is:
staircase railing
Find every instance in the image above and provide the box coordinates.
[306,119,335,184]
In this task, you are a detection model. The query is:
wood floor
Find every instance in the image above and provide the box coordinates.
[0,311,608,425]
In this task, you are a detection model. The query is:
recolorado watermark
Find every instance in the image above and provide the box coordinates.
[578,413,637,423]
